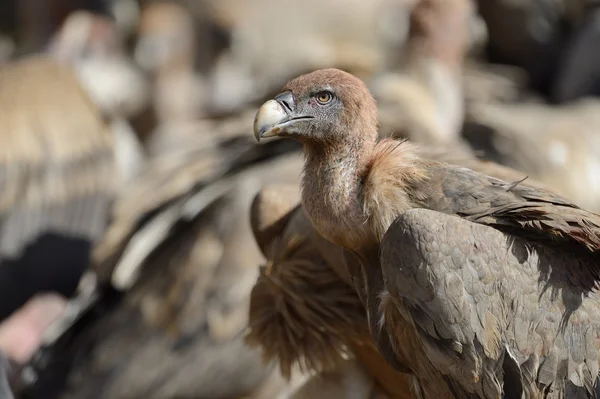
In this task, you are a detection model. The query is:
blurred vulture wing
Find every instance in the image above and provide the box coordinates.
[0,56,118,321]
[93,135,301,289]
[380,209,600,398]
[52,135,305,398]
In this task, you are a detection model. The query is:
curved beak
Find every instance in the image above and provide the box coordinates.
[253,91,312,142]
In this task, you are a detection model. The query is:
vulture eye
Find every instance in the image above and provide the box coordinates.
[315,91,333,105]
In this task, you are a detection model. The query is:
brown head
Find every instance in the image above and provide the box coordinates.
[253,69,378,150]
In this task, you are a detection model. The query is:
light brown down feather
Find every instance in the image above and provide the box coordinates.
[246,210,366,378]
[363,139,429,242]
[0,55,115,211]
[247,186,416,398]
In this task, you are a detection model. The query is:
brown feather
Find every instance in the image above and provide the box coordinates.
[249,184,301,258]
[417,162,600,257]
[246,205,416,398]
[0,55,115,212]
[0,54,119,277]
[246,210,365,378]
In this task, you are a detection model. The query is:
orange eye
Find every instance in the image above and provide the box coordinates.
[316,91,333,104]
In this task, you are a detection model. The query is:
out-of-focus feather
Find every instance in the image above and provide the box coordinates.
[35,128,306,398]
[0,56,114,216]
[93,135,301,286]
[0,56,118,322]
[48,10,150,120]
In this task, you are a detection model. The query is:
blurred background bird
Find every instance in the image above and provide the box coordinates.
[1,0,600,397]
[0,53,133,396]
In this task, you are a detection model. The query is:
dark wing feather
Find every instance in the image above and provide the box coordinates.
[421,163,600,257]
[0,56,117,321]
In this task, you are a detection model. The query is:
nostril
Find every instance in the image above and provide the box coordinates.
[280,100,292,112]
[274,91,295,113]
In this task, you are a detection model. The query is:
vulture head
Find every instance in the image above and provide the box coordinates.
[254,68,378,148]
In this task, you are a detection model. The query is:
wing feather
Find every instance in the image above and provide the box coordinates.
[421,164,600,258]
[380,208,600,398]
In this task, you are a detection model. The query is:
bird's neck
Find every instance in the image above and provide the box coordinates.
[301,135,376,249]
[301,137,428,249]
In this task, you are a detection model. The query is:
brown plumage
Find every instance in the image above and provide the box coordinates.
[0,56,118,321]
[0,56,115,216]
[0,54,145,396]
[246,151,558,398]
[255,68,600,254]
[253,68,600,397]
[247,184,414,398]
[248,204,366,377]
[51,131,304,398]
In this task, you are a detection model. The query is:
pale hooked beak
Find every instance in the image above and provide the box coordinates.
[253,91,312,141]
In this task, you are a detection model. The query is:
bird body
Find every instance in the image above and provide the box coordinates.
[378,208,600,398]
[255,68,600,255]
[247,147,565,399]
[253,68,600,397]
